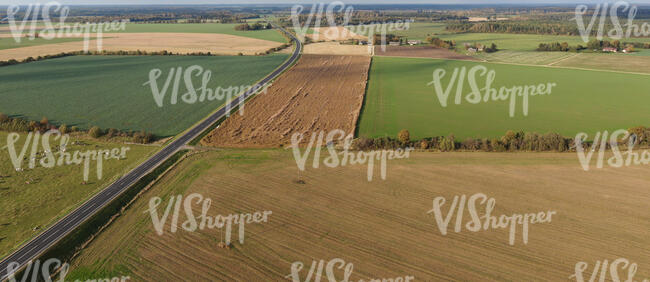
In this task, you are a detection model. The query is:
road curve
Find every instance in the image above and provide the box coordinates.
[0,24,302,281]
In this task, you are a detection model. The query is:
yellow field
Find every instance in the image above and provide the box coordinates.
[303,42,371,56]
[67,150,650,281]
[0,33,283,61]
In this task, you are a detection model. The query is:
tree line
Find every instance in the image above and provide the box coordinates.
[234,22,273,31]
[353,127,650,152]
[0,113,155,143]
[537,39,650,52]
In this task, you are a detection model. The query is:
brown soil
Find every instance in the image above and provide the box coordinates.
[200,54,371,148]
[375,45,479,60]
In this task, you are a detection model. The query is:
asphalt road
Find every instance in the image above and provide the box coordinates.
[0,25,301,281]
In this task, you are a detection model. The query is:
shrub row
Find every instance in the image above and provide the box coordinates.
[0,113,155,144]
[353,128,650,152]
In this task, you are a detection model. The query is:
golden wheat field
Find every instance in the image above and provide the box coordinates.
[0,33,282,61]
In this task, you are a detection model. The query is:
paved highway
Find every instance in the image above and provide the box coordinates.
[0,24,301,281]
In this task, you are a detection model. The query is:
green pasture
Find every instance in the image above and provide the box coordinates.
[0,37,87,50]
[0,54,289,137]
[119,23,287,43]
[0,131,157,258]
[358,56,650,140]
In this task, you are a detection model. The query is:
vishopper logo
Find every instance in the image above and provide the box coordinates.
[427,65,556,118]
[427,193,557,245]
[570,258,649,282]
[286,258,415,282]
[146,193,272,246]
[143,65,271,116]
[6,258,130,282]
[1,130,130,182]
[573,1,650,42]
[290,1,411,51]
[3,2,128,51]
[289,130,413,181]
[575,129,650,171]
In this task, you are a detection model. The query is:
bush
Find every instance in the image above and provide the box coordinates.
[29,121,39,131]
[0,113,8,123]
[40,117,49,126]
[352,137,373,151]
[106,128,119,138]
[88,126,103,138]
[628,126,648,145]
[59,124,68,134]
[133,131,155,144]
[491,138,506,152]
[70,126,79,132]
[398,129,410,144]
[462,138,480,150]
[420,139,430,150]
[439,134,455,151]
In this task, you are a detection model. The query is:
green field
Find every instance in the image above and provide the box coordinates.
[0,54,289,137]
[349,22,448,40]
[358,56,650,140]
[0,131,157,258]
[0,37,87,50]
[119,23,287,43]
[472,50,577,65]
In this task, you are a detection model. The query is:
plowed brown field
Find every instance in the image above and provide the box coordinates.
[201,54,371,148]
[375,45,478,60]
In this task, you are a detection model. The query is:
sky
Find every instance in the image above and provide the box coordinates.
[2,0,650,5]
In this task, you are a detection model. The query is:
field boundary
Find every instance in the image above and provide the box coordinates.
[376,54,650,76]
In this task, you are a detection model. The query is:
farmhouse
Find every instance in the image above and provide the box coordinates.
[603,47,618,53]
[407,40,422,45]
[389,41,401,46]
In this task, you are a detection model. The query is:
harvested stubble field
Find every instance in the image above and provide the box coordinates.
[67,150,650,281]
[308,26,365,41]
[303,41,370,56]
[375,45,478,60]
[0,33,284,61]
[201,54,371,148]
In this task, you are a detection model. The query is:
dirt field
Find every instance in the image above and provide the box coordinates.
[0,33,282,61]
[68,150,650,281]
[303,41,370,56]
[375,45,478,60]
[200,54,371,148]
[308,26,365,41]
